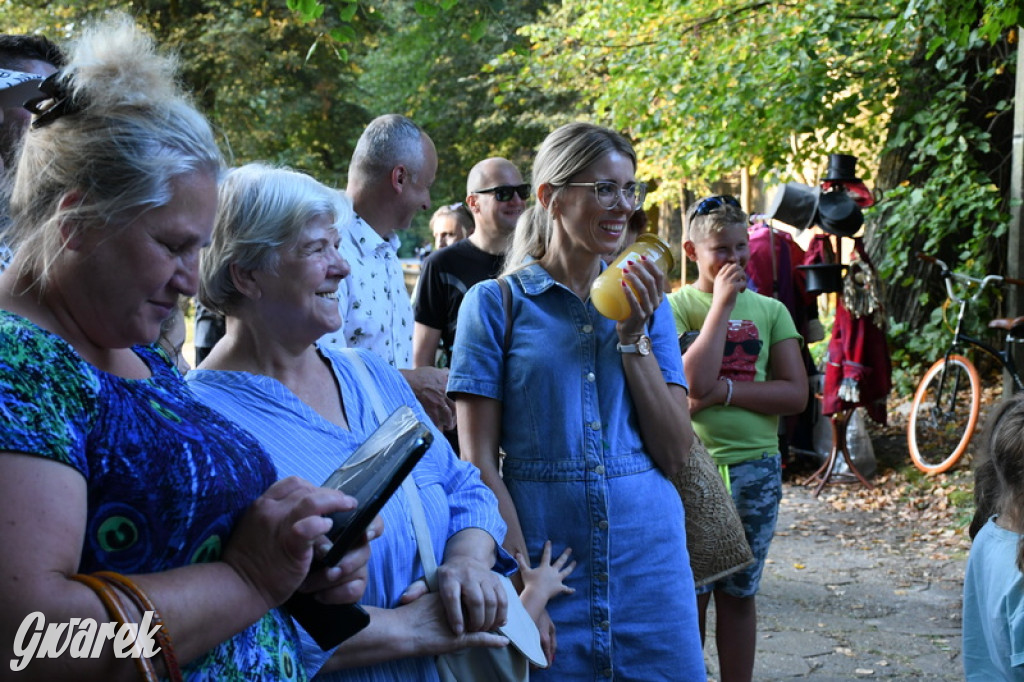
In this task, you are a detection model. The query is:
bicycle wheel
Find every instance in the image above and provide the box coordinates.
[907,354,981,474]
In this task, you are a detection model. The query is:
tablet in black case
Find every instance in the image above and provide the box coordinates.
[320,404,433,566]
[287,405,433,650]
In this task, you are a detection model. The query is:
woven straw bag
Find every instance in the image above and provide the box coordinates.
[671,435,754,587]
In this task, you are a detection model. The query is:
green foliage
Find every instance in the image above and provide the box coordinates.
[287,0,325,22]
[499,0,907,201]
[338,0,558,252]
[495,0,1017,379]
[8,0,372,188]
[869,0,1015,368]
[8,0,1020,359]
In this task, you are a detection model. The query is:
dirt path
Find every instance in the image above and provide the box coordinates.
[703,473,968,680]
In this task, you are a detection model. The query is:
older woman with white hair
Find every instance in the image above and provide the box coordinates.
[186,162,517,680]
[0,17,370,682]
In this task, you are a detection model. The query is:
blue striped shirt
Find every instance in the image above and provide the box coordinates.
[187,346,512,681]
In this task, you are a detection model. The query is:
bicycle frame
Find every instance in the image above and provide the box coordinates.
[937,261,1024,393]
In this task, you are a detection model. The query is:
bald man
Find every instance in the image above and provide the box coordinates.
[413,157,527,370]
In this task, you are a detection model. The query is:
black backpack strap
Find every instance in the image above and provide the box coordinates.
[496,276,512,355]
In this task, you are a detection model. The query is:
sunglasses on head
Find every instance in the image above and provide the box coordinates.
[690,195,742,219]
[472,184,531,202]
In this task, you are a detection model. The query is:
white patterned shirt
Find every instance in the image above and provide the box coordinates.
[319,214,413,369]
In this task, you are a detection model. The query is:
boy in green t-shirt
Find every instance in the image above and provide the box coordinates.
[667,195,808,682]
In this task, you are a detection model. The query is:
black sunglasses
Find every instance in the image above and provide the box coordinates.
[690,195,742,219]
[724,338,763,356]
[472,184,531,202]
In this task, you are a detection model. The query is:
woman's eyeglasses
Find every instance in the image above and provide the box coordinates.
[689,195,742,220]
[566,181,647,211]
[472,184,531,202]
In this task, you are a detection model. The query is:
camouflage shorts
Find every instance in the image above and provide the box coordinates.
[696,453,782,598]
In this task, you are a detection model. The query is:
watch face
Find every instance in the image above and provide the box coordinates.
[637,335,652,356]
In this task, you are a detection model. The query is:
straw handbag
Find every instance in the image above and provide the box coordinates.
[671,436,754,587]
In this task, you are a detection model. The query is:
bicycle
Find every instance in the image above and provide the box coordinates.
[906,252,1024,474]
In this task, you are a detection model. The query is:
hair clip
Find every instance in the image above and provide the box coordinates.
[24,72,86,129]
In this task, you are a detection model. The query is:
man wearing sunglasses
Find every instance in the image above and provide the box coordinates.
[413,157,527,376]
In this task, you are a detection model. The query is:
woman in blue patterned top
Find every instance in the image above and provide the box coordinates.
[186,162,518,681]
[0,17,370,681]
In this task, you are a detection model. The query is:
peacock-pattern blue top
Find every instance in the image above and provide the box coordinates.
[0,310,307,681]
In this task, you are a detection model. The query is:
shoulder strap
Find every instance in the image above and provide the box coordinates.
[340,348,387,420]
[497,276,513,355]
[338,349,440,590]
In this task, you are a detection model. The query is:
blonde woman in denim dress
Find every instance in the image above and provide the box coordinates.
[449,122,706,681]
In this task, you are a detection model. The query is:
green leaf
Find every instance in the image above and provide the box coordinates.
[414,1,439,18]
[330,24,356,43]
[338,3,358,22]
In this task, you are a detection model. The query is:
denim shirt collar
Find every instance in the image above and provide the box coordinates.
[513,260,609,297]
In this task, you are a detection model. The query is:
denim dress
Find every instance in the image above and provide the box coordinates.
[449,263,706,681]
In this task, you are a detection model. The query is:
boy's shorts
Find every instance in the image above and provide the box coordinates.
[696,453,782,598]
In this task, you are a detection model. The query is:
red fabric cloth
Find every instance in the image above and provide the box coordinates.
[747,224,814,336]
[802,233,836,267]
[821,239,892,424]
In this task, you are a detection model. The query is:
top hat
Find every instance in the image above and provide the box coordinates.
[767,183,819,231]
[823,154,860,182]
[821,153,876,208]
[816,190,863,237]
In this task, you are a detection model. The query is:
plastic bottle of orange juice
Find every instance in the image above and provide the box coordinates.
[590,233,674,320]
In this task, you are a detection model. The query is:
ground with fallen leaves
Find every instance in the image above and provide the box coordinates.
[782,393,981,563]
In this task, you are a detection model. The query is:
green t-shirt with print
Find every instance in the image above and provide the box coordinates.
[668,287,801,465]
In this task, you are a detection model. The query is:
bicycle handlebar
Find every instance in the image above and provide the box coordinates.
[915,251,1024,304]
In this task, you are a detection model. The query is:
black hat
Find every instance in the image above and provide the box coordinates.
[798,263,846,295]
[823,154,860,182]
[816,190,863,237]
[767,183,819,231]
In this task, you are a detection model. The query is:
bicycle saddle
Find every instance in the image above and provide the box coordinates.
[988,316,1024,338]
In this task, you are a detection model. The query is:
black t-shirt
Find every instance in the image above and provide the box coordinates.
[413,239,503,367]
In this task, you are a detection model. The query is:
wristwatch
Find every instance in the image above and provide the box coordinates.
[616,335,652,356]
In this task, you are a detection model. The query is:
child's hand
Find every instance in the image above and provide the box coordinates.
[712,262,746,307]
[517,541,576,604]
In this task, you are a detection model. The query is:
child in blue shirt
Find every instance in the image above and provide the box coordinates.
[963,395,1024,680]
